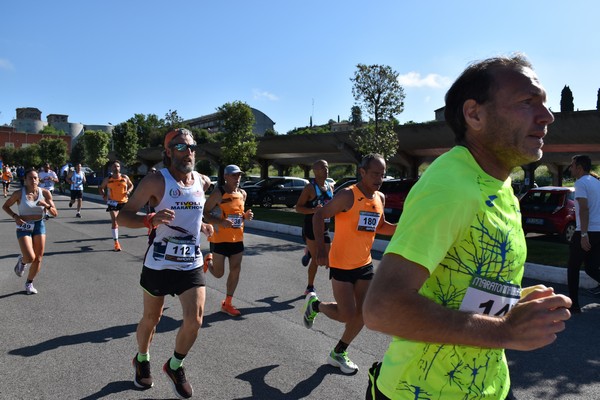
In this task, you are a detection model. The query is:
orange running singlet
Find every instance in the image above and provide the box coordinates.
[208,189,245,243]
[329,185,384,270]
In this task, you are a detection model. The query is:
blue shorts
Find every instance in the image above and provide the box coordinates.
[16,219,46,238]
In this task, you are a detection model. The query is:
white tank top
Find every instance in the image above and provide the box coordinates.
[143,169,206,271]
[18,187,44,218]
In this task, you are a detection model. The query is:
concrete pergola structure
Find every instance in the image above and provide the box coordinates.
[139,110,600,185]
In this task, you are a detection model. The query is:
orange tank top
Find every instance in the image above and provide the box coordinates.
[329,185,384,270]
[107,175,129,203]
[208,189,245,243]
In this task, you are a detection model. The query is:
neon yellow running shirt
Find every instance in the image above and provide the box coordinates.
[379,146,526,400]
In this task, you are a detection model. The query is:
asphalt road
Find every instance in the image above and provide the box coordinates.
[1,192,598,400]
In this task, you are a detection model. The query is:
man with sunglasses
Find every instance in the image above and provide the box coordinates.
[118,128,213,399]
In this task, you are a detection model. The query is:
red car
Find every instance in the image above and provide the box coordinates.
[333,178,418,223]
[519,186,576,243]
[380,179,419,223]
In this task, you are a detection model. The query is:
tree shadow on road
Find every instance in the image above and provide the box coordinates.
[233,364,342,400]
[8,314,181,357]
[507,303,600,399]
[202,295,303,327]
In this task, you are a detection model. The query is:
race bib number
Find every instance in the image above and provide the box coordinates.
[165,239,197,262]
[107,200,118,207]
[227,214,243,228]
[357,211,380,232]
[460,275,521,316]
[17,222,34,232]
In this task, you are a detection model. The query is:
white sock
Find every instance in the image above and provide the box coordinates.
[112,228,118,240]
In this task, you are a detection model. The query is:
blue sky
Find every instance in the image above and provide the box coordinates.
[1,1,598,134]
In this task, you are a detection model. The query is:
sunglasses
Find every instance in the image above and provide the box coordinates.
[171,143,198,152]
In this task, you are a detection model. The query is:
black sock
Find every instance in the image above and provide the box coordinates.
[334,340,349,354]
[26,279,33,284]
[313,300,320,313]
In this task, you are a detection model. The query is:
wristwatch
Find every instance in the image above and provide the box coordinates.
[581,232,588,238]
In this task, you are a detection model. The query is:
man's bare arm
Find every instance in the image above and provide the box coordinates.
[363,253,572,351]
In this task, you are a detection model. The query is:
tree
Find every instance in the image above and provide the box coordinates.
[38,137,68,169]
[18,144,42,168]
[127,113,165,147]
[217,101,257,170]
[83,130,111,172]
[350,64,404,158]
[70,139,86,165]
[597,89,600,111]
[350,105,363,128]
[164,109,184,130]
[112,121,139,167]
[39,125,65,136]
[352,124,400,161]
[560,85,574,113]
[0,147,16,166]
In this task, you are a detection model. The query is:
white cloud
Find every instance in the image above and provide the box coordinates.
[253,89,279,101]
[397,72,451,88]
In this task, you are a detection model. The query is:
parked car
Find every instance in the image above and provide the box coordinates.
[520,186,576,243]
[80,166,105,186]
[245,177,309,208]
[241,175,261,188]
[380,178,419,223]
[332,178,418,223]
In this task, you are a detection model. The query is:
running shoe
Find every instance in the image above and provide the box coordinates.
[221,301,242,317]
[132,356,153,389]
[304,286,316,296]
[25,282,38,295]
[114,241,122,252]
[301,251,311,267]
[14,255,26,277]
[302,292,319,329]
[76,212,81,218]
[328,349,359,374]
[163,360,193,399]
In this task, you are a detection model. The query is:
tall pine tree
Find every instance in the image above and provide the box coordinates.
[560,85,574,113]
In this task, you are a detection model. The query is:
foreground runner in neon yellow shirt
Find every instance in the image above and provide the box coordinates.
[363,55,572,400]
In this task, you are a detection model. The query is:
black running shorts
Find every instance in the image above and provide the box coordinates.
[329,263,374,283]
[140,266,205,297]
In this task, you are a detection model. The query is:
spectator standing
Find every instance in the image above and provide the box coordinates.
[567,154,600,313]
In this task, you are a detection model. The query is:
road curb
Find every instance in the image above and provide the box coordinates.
[83,188,595,290]
[245,219,597,289]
